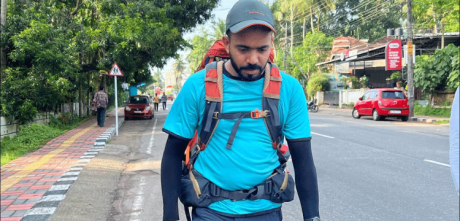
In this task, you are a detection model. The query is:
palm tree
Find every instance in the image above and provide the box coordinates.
[172,56,186,92]
[212,19,226,40]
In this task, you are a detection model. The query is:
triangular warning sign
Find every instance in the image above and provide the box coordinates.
[108,62,124,77]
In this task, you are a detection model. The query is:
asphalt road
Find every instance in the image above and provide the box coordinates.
[52,104,458,221]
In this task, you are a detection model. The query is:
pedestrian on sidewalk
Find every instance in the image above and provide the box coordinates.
[450,86,459,194]
[160,1,319,221]
[154,93,160,112]
[93,86,108,127]
[161,92,167,110]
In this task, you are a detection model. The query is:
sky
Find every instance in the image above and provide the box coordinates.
[157,0,274,76]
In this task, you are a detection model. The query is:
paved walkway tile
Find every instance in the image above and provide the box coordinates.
[1,108,125,220]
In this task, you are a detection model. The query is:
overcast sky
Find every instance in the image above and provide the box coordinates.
[157,0,274,76]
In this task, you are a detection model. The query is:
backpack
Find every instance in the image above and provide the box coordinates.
[180,61,294,221]
[195,39,275,73]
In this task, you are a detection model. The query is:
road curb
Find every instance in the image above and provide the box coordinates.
[21,117,125,221]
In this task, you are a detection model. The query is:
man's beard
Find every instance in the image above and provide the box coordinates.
[229,52,266,81]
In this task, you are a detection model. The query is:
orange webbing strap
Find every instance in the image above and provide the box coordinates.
[263,64,282,99]
[185,131,198,167]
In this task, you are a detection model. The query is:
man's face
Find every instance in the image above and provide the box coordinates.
[223,27,274,79]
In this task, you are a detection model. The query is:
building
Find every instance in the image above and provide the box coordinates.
[316,32,460,89]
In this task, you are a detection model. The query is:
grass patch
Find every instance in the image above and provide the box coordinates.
[414,103,451,118]
[434,119,450,124]
[1,115,90,166]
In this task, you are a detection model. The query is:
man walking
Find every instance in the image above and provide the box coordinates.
[161,92,167,110]
[93,86,108,127]
[154,93,160,112]
[161,1,320,221]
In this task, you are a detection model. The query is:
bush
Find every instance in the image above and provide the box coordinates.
[414,103,451,118]
[306,73,330,100]
[1,114,89,165]
[1,124,63,166]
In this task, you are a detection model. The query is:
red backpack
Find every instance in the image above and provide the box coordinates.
[195,39,275,72]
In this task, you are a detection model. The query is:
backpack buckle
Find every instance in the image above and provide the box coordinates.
[213,112,219,119]
[250,109,260,119]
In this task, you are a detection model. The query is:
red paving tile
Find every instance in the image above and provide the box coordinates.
[2,191,26,195]
[1,217,22,221]
[18,193,45,199]
[1,200,14,206]
[12,183,34,188]
[29,185,52,190]
[5,203,35,210]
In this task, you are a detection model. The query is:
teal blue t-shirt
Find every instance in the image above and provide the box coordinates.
[163,66,311,215]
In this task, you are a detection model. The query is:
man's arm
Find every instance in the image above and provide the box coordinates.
[161,135,190,221]
[287,138,320,221]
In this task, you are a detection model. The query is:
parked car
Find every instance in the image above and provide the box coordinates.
[124,95,153,120]
[167,94,174,101]
[352,88,409,121]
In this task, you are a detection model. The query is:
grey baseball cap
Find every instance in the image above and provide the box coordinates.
[226,0,276,34]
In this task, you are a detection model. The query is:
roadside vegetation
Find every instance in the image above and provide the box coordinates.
[1,114,89,166]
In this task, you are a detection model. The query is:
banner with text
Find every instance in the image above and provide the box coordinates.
[385,39,402,71]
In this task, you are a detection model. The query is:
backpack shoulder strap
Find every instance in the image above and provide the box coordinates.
[197,61,224,151]
[262,63,284,155]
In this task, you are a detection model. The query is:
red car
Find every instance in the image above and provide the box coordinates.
[352,88,409,121]
[124,95,153,120]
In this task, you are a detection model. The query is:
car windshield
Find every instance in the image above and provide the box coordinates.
[382,91,406,99]
[129,96,149,104]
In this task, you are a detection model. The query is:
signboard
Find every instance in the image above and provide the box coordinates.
[108,62,124,77]
[407,41,413,55]
[108,62,123,136]
[385,39,402,71]
[403,45,416,64]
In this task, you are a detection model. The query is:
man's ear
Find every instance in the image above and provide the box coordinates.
[223,36,230,54]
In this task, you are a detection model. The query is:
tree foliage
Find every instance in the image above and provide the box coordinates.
[414,44,459,94]
[1,0,219,123]
[306,73,330,100]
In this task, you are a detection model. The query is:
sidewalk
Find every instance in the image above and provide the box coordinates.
[319,106,450,124]
[0,108,125,221]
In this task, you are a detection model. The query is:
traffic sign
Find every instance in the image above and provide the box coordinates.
[108,63,124,77]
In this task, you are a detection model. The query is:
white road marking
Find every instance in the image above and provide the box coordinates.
[423,159,450,167]
[130,176,146,221]
[146,118,158,155]
[311,132,335,139]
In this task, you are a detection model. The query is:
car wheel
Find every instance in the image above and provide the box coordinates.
[125,116,129,120]
[372,109,381,121]
[401,116,409,121]
[352,108,361,119]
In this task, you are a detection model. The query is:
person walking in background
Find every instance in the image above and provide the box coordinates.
[154,93,160,112]
[93,86,108,127]
[450,86,459,194]
[161,92,167,110]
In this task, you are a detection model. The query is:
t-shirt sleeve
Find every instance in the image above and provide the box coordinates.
[283,78,311,140]
[163,74,203,140]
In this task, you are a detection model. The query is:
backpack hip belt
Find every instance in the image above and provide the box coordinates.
[181,61,294,209]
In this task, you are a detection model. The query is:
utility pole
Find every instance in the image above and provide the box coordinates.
[407,0,415,118]
[284,22,287,73]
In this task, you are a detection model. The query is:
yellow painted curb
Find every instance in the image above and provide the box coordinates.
[1,123,97,193]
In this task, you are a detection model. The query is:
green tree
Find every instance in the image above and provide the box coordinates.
[172,55,186,91]
[1,0,219,123]
[292,31,332,80]
[185,27,214,73]
[414,44,459,97]
[412,0,459,33]
[306,73,330,100]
